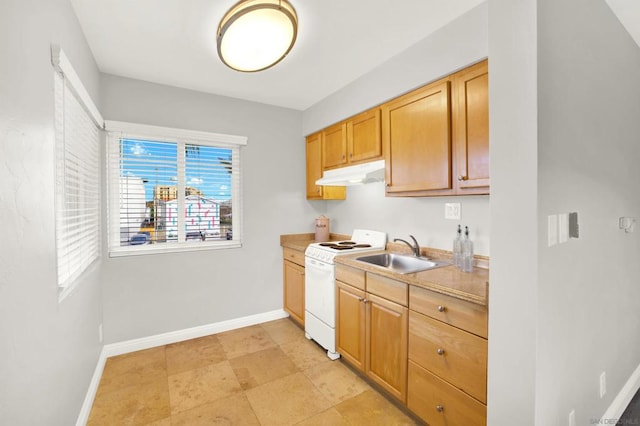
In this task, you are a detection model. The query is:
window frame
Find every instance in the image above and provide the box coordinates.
[105,120,247,257]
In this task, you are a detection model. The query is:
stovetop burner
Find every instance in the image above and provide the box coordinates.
[318,241,372,250]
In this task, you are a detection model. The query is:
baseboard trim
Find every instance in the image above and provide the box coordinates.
[601,361,640,422]
[76,347,107,426]
[76,309,289,425]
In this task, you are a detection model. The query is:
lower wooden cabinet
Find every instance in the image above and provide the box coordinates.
[366,292,408,402]
[407,361,486,426]
[283,248,305,326]
[336,270,408,403]
[335,264,488,425]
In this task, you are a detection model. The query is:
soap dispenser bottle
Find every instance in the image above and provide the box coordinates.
[453,225,462,267]
[461,226,474,272]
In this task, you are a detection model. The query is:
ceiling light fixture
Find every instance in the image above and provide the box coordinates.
[217,0,298,72]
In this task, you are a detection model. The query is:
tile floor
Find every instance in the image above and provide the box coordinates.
[88,318,421,425]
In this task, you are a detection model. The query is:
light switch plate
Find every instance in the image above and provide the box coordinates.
[548,215,558,247]
[558,213,569,243]
[445,203,461,220]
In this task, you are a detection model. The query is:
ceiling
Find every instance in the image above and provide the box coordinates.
[606,0,640,49]
[70,0,485,110]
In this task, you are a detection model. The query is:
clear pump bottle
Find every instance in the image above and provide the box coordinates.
[453,225,462,267]
[461,226,474,272]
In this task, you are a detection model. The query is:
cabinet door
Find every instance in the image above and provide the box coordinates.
[323,122,348,169]
[382,80,452,195]
[453,59,489,192]
[366,292,408,403]
[306,132,324,199]
[336,281,366,371]
[347,108,382,164]
[283,260,305,326]
[306,133,345,200]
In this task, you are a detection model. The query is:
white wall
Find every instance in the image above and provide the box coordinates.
[303,3,491,255]
[536,0,640,424]
[487,0,539,424]
[99,75,322,343]
[0,0,104,424]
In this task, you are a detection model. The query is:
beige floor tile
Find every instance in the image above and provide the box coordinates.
[144,417,171,426]
[334,390,419,425]
[168,360,242,414]
[294,408,350,426]
[96,347,167,397]
[260,318,305,345]
[87,376,170,425]
[165,334,226,375]
[245,372,332,426]
[171,393,260,426]
[303,361,370,405]
[280,337,333,371]
[229,347,299,390]
[217,325,277,359]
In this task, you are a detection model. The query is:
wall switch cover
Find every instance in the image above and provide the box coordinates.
[569,212,579,238]
[445,203,461,220]
[548,215,558,247]
[558,213,569,243]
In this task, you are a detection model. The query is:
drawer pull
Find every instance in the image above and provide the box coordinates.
[437,348,445,356]
[437,305,446,313]
[436,405,444,413]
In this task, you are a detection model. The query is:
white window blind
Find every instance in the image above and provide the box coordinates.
[53,66,102,294]
[105,121,246,256]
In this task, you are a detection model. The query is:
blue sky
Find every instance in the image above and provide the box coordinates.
[121,139,232,201]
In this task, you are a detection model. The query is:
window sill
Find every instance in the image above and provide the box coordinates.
[108,240,242,257]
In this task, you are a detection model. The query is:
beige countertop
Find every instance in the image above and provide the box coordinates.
[280,234,489,307]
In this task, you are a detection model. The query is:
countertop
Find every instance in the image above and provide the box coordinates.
[335,250,489,306]
[280,234,489,307]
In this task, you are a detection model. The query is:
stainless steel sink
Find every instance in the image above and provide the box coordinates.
[355,253,450,274]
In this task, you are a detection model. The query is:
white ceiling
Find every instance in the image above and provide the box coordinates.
[70,0,485,110]
[606,0,640,49]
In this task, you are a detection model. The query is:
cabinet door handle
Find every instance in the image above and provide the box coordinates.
[436,405,444,413]
[437,305,446,313]
[349,153,353,158]
[458,175,468,181]
[437,348,445,355]
[358,297,365,302]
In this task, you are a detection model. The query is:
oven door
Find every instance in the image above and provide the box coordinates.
[304,256,335,328]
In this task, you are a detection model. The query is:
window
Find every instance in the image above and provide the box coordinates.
[52,47,103,298]
[105,121,246,256]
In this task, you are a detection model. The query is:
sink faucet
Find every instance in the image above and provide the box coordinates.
[393,235,421,257]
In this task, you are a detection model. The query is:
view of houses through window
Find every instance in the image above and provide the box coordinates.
[116,138,234,248]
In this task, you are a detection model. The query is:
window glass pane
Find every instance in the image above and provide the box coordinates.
[184,144,233,241]
[118,139,177,246]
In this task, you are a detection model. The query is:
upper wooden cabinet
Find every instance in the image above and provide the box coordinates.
[306,132,346,200]
[382,79,452,195]
[381,59,489,197]
[453,60,489,193]
[323,108,382,170]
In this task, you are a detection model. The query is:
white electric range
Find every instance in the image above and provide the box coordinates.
[304,229,387,360]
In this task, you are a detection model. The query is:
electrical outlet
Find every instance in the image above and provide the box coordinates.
[98,324,103,343]
[569,409,575,426]
[600,372,606,398]
[445,203,461,220]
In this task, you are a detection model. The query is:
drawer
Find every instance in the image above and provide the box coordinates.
[407,361,486,426]
[410,285,487,338]
[366,273,407,306]
[336,264,365,290]
[283,247,305,267]
[409,311,487,403]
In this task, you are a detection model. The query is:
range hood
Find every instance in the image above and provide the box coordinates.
[315,159,385,186]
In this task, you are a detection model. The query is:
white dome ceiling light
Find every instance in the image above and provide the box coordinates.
[217,0,298,72]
